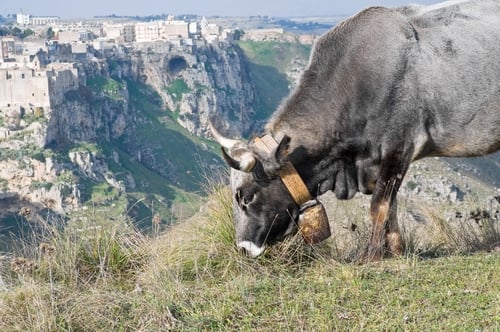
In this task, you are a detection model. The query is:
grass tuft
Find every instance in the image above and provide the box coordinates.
[0,180,498,331]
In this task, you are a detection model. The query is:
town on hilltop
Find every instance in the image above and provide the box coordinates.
[0,12,321,123]
[0,13,234,120]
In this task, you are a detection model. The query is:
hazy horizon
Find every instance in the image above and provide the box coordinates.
[4,0,443,19]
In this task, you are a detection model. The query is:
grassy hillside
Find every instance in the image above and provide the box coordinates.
[238,41,311,74]
[237,41,311,121]
[1,184,498,331]
[68,77,221,229]
[122,78,221,192]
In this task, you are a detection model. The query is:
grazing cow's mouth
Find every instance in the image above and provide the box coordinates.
[237,241,265,257]
[237,219,300,258]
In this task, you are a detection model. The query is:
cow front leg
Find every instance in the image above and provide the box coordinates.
[361,153,410,262]
[362,187,395,262]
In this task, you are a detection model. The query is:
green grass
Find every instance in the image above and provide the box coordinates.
[164,78,191,102]
[22,112,47,126]
[247,61,290,121]
[86,75,125,102]
[159,255,498,331]
[237,41,311,74]
[69,142,102,155]
[237,41,311,121]
[0,183,498,331]
[125,79,221,192]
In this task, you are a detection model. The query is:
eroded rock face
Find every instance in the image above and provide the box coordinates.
[0,156,79,217]
[137,42,256,138]
[0,41,259,220]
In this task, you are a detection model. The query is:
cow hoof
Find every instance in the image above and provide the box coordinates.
[385,232,404,257]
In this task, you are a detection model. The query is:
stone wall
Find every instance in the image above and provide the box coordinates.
[47,64,79,106]
[0,63,79,111]
[0,67,51,109]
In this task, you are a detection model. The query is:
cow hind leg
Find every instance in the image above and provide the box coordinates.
[384,198,404,257]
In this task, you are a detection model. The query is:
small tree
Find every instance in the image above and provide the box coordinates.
[233,29,245,41]
[21,28,34,39]
[11,27,35,39]
[47,27,55,40]
[11,26,22,37]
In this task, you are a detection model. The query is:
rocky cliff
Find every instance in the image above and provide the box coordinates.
[0,40,260,224]
[48,41,258,141]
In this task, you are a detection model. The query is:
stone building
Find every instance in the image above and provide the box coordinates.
[162,20,189,39]
[1,38,15,59]
[103,23,124,41]
[123,24,136,43]
[0,61,78,115]
[135,21,161,42]
[29,16,60,26]
[17,13,60,26]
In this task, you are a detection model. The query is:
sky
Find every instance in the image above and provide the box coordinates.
[3,0,443,19]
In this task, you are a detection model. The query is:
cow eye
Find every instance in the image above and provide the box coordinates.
[243,194,253,205]
[236,189,254,210]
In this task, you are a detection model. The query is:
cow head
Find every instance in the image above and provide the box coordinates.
[210,124,301,257]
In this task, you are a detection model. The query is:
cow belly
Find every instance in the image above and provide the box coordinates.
[432,98,500,157]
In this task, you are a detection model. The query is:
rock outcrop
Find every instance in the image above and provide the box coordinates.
[0,40,258,221]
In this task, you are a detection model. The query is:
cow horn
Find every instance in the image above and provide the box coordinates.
[209,120,256,172]
[208,120,240,150]
[221,148,257,172]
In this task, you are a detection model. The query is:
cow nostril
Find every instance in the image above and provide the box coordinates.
[237,245,248,255]
[237,241,265,258]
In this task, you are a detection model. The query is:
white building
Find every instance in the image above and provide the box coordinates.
[21,41,48,56]
[16,13,30,25]
[58,31,81,43]
[135,21,161,42]
[161,20,189,39]
[30,16,60,26]
[200,17,222,43]
[123,25,135,43]
[188,22,198,36]
[0,61,78,112]
[103,23,124,41]
[16,13,59,26]
[1,38,16,59]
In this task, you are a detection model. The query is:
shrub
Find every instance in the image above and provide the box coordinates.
[164,78,191,102]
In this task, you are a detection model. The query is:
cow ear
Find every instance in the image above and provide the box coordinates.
[275,135,291,163]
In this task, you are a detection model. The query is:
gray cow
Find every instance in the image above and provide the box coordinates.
[212,0,500,260]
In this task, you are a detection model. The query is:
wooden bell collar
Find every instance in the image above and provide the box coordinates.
[253,135,332,244]
[253,135,312,206]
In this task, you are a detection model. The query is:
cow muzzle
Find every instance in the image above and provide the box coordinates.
[237,241,265,258]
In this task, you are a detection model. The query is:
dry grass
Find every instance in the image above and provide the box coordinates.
[0,182,499,331]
